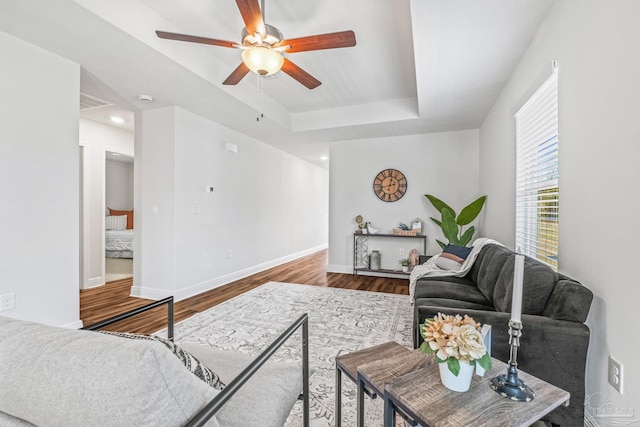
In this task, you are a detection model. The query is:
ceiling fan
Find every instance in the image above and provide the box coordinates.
[156,0,356,89]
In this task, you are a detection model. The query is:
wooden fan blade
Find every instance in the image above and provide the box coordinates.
[281,58,321,90]
[276,30,356,53]
[236,0,266,38]
[223,62,251,85]
[156,31,236,48]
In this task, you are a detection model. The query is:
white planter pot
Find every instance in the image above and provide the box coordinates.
[402,266,409,272]
[438,360,474,392]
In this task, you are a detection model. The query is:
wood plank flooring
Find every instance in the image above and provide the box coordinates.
[80,249,409,335]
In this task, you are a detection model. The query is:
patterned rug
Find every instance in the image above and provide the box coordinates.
[171,281,413,427]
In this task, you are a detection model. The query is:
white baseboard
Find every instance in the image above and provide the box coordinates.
[326,264,352,274]
[63,320,84,329]
[131,244,328,302]
[85,276,105,289]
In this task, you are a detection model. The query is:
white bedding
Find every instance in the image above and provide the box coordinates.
[105,229,134,257]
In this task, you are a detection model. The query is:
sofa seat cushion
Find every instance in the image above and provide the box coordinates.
[0,317,219,427]
[180,343,304,427]
[414,277,492,307]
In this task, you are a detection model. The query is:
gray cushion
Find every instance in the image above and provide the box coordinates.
[467,244,513,303]
[492,254,558,314]
[0,316,220,427]
[180,342,304,427]
[99,330,226,390]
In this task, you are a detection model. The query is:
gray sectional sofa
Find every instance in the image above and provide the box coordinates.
[0,304,308,427]
[414,243,593,426]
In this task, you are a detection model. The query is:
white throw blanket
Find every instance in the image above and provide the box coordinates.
[409,238,503,303]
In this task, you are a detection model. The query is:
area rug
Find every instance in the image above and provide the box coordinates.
[171,281,413,427]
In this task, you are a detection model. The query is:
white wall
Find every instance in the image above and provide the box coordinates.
[328,130,480,273]
[479,0,640,413]
[79,119,133,288]
[106,159,133,210]
[0,31,80,327]
[133,106,328,300]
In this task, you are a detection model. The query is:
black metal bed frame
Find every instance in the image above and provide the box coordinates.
[82,296,310,427]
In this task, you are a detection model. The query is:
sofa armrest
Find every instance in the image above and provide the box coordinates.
[543,279,593,322]
[414,306,589,427]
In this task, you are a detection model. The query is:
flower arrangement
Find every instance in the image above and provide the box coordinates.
[419,313,491,376]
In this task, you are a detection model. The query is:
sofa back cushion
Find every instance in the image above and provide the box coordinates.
[0,316,219,427]
[467,244,514,303]
[492,254,558,315]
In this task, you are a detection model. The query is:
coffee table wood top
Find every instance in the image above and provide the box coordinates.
[385,356,570,427]
[357,349,429,397]
[335,341,409,384]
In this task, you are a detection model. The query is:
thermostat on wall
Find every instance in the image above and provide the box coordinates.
[206,185,214,193]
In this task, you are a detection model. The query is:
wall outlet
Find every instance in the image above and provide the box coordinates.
[227,249,233,259]
[0,293,15,312]
[608,355,623,394]
[399,248,405,257]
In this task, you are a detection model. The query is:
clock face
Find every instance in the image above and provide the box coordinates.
[373,169,407,202]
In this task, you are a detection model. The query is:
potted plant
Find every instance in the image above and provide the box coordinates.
[399,258,411,272]
[424,194,487,249]
[418,313,491,392]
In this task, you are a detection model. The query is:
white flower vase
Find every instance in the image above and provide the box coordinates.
[438,361,474,392]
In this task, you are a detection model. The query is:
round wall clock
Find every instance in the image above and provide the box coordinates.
[373,169,407,202]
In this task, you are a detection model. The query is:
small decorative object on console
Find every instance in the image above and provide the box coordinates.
[408,248,420,267]
[419,313,492,392]
[354,215,370,234]
[370,250,381,270]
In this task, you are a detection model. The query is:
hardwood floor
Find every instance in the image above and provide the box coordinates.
[80,249,409,335]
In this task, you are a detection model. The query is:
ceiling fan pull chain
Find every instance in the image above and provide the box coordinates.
[257,73,264,94]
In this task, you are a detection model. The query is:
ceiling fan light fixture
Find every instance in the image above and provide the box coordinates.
[241,46,284,76]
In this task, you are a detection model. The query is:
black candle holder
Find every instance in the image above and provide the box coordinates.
[490,320,535,402]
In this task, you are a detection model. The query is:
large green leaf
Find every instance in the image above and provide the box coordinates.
[456,195,487,226]
[477,352,492,371]
[436,239,447,250]
[441,208,459,245]
[446,358,461,376]
[458,226,475,247]
[425,194,456,218]
[430,217,442,228]
[419,342,435,355]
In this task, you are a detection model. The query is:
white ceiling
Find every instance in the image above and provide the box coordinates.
[0,0,554,167]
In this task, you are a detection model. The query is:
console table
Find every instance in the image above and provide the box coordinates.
[353,233,427,276]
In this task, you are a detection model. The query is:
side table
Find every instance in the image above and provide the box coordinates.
[383,356,570,427]
[334,342,410,427]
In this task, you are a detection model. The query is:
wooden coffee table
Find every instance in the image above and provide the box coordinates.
[379,355,570,427]
[335,341,414,427]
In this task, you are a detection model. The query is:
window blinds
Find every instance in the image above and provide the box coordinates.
[515,70,559,269]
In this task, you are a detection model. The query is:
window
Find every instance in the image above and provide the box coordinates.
[515,70,559,270]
